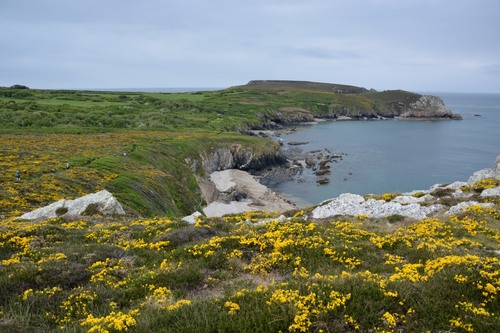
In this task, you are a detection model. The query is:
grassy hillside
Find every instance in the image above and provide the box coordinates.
[1,199,499,332]
[0,87,280,217]
[0,82,455,218]
[0,130,281,218]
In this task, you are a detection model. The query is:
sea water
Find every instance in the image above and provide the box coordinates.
[269,93,500,207]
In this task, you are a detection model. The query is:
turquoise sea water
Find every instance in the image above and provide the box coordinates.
[269,93,500,207]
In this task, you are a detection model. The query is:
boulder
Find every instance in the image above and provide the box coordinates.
[392,195,426,205]
[481,186,500,197]
[19,190,125,220]
[182,211,203,224]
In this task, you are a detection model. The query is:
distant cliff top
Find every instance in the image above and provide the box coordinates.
[230,80,461,120]
[238,80,371,94]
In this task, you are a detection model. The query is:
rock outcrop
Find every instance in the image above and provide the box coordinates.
[232,81,461,122]
[201,169,296,217]
[311,155,500,220]
[312,193,444,220]
[398,95,463,120]
[200,144,287,175]
[19,190,126,220]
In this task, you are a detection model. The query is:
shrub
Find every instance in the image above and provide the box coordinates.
[431,187,454,198]
[159,226,219,247]
[82,203,101,216]
[461,178,499,193]
[387,214,405,223]
[380,193,397,202]
[55,206,68,216]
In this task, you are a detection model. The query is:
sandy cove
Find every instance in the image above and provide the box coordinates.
[201,169,296,217]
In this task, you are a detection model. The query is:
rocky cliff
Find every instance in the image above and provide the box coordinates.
[235,81,462,123]
[199,143,287,175]
[321,93,462,121]
[398,95,462,120]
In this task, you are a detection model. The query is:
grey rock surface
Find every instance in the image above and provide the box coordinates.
[19,190,125,220]
[445,201,495,215]
[182,211,203,224]
[468,156,500,184]
[311,193,444,220]
[481,186,500,197]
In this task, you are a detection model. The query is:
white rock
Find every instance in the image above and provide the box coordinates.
[481,186,500,197]
[210,170,237,192]
[421,194,436,201]
[452,190,473,199]
[467,157,500,184]
[203,200,254,217]
[20,190,125,220]
[445,181,468,190]
[311,193,444,220]
[392,195,425,205]
[468,168,496,184]
[182,211,203,224]
[429,184,444,191]
[403,189,430,196]
[445,201,494,215]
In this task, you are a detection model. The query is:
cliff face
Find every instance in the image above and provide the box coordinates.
[200,144,287,175]
[197,144,288,207]
[320,93,462,120]
[398,95,463,120]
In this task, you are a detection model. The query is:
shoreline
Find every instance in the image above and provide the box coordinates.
[195,108,469,218]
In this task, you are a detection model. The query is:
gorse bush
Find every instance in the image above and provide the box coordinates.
[1,204,499,332]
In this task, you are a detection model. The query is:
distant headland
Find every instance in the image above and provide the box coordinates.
[233,80,462,122]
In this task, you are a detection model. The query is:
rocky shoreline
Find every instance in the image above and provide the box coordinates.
[194,155,500,221]
[311,155,500,220]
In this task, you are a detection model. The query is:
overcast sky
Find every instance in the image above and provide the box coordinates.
[1,0,499,92]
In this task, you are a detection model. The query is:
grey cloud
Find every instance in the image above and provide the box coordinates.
[1,0,499,92]
[278,46,363,60]
[481,64,500,76]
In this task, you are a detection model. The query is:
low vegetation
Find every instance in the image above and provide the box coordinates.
[1,204,499,332]
[1,82,495,332]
